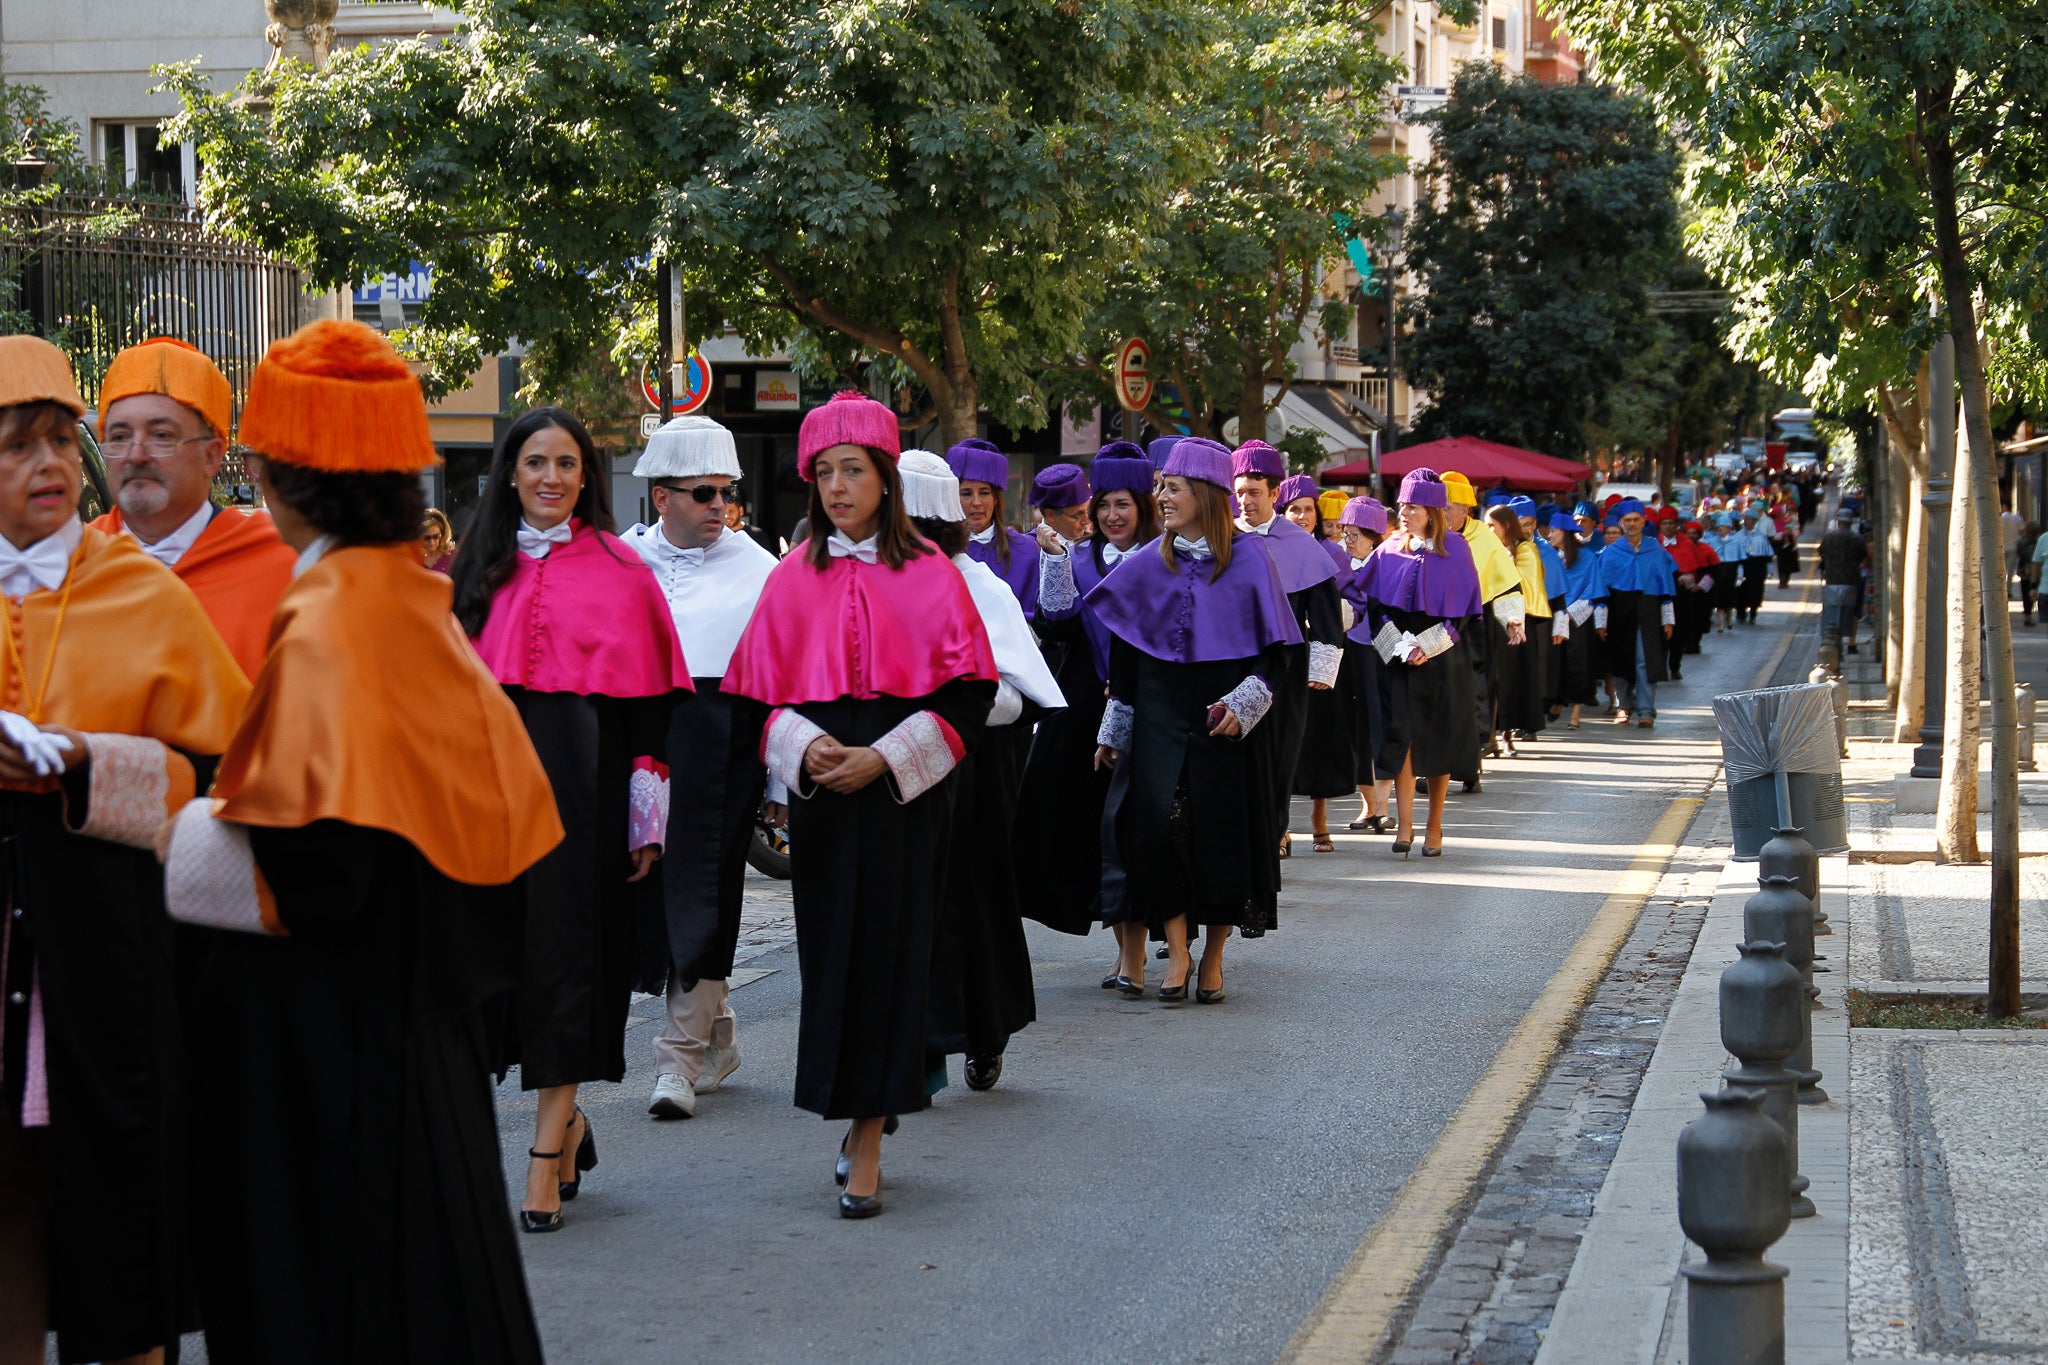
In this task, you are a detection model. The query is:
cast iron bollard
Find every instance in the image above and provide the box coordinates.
[1679,1088,1791,1365]
[2020,683,2037,774]
[1746,876,1827,1107]
[1720,938,1814,1218]
[1814,639,1841,679]
[1758,824,1826,930]
[1806,665,1849,758]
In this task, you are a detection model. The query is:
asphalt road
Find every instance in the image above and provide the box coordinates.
[492,592,1805,1365]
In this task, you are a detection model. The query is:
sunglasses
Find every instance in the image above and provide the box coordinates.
[657,482,739,505]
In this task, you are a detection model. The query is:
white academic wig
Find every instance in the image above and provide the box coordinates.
[896,449,967,522]
[632,415,741,480]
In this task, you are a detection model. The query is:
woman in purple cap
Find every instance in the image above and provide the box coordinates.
[1276,473,1356,851]
[1337,496,1394,833]
[1345,470,1483,857]
[948,437,1040,617]
[1088,438,1301,1003]
[1016,444,1160,978]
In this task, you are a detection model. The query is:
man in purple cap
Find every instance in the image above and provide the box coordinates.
[1028,461,1092,548]
[1231,440,1344,858]
[948,437,1040,616]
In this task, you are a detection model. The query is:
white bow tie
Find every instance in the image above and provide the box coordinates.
[652,534,706,568]
[1101,542,1129,566]
[0,523,77,598]
[1173,535,1211,561]
[1248,518,1272,535]
[969,525,997,545]
[516,520,573,559]
[826,532,879,564]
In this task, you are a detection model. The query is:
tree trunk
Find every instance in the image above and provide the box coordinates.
[1879,373,1929,739]
[1935,391,1982,863]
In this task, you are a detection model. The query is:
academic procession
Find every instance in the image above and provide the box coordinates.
[0,322,1827,1365]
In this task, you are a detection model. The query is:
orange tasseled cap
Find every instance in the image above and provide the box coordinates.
[98,336,234,440]
[238,319,439,474]
[0,336,86,417]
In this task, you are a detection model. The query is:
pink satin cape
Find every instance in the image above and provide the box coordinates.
[471,521,693,698]
[722,546,998,706]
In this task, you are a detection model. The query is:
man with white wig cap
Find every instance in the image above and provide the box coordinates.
[623,416,779,1119]
[896,450,1063,1091]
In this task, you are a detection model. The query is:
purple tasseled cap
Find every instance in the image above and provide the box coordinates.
[1089,451,1155,497]
[1161,436,1234,491]
[1028,461,1090,509]
[1398,467,1449,509]
[1231,440,1285,482]
[946,437,1009,488]
[1276,473,1318,507]
[1340,496,1388,536]
[1145,436,1182,470]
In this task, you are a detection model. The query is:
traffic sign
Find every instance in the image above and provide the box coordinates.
[641,354,713,414]
[639,414,663,439]
[1113,338,1154,412]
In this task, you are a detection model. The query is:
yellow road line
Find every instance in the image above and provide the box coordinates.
[1278,793,1706,1365]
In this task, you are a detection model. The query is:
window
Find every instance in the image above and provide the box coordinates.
[97,122,196,202]
[1493,15,1508,47]
[1414,40,1428,83]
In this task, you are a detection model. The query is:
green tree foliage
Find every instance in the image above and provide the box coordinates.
[1398,66,1678,459]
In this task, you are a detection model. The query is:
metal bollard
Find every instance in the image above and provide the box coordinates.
[1679,1087,1791,1365]
[2020,683,2037,774]
[1759,824,1827,930]
[1814,639,1842,679]
[1720,938,1814,1218]
[1744,875,1828,1116]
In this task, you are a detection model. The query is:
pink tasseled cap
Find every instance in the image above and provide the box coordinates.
[798,391,901,480]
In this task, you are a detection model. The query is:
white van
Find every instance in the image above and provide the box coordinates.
[1597,481,1698,518]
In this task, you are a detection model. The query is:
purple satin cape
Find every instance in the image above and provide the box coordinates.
[1345,534,1484,624]
[1247,516,1338,593]
[965,528,1041,616]
[1084,532,1303,664]
[1320,538,1351,575]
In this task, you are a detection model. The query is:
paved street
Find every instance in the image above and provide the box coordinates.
[484,595,1808,1365]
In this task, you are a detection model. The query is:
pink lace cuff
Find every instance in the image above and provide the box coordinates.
[629,757,670,852]
[871,711,965,803]
[164,800,284,936]
[761,708,828,796]
[65,733,195,850]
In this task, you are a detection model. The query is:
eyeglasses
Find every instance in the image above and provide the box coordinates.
[102,435,212,460]
[655,482,738,505]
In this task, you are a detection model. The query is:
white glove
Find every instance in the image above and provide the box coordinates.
[0,710,74,777]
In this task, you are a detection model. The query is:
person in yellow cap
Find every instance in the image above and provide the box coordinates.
[160,319,562,1365]
[0,336,248,1365]
[89,337,297,679]
[1439,471,1525,791]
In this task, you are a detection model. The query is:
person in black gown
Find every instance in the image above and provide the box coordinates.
[1335,496,1393,833]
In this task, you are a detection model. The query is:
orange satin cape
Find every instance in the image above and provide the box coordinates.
[91,507,297,681]
[0,526,249,792]
[210,542,563,886]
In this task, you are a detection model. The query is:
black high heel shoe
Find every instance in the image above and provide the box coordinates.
[836,1116,899,1186]
[558,1106,598,1201]
[1157,957,1192,1003]
[1348,813,1388,833]
[1196,964,1226,1004]
[1391,839,1412,857]
[839,1189,883,1219]
[521,1149,565,1233]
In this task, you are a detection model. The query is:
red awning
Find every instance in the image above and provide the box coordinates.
[1321,436,1593,493]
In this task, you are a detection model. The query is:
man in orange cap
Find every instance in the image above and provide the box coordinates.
[89,337,295,678]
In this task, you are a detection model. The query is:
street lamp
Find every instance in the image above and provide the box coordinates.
[1381,207,1407,474]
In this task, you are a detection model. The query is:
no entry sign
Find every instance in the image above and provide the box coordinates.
[642,354,713,415]
[1114,338,1154,412]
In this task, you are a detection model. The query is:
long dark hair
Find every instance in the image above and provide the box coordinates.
[1486,505,1527,552]
[451,406,613,637]
[801,449,931,572]
[1555,526,1582,569]
[910,515,969,558]
[1088,484,1159,575]
[1158,478,1234,583]
[261,459,425,545]
[968,480,1012,569]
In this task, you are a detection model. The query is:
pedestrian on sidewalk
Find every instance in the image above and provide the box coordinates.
[1546,512,1605,728]
[622,416,779,1122]
[1089,438,1300,1004]
[1272,470,1355,853]
[898,451,1062,1092]
[1484,504,1551,754]
[163,320,561,1364]
[1596,499,1677,728]
[452,406,690,1233]
[1346,470,1482,857]
[1016,445,1156,984]
[726,392,1000,1219]
[2025,522,2045,627]
[1817,508,1869,654]
[1337,496,1394,831]
[0,337,249,1365]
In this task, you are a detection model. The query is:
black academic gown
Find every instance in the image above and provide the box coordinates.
[1271,578,1347,814]
[784,680,996,1120]
[1346,638,1390,783]
[505,688,676,1089]
[1098,637,1288,936]
[190,822,541,1365]
[1367,604,1481,781]
[1501,613,1551,735]
[1,778,203,1364]
[1014,609,1112,935]
[1554,600,1602,707]
[1605,589,1671,686]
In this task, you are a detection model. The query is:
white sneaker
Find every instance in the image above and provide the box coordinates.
[649,1072,697,1120]
[697,1044,741,1094]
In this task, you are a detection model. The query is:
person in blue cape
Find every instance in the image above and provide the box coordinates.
[1731,508,1774,625]
[1512,496,1569,718]
[1596,498,1677,729]
[1088,437,1301,1004]
[947,437,1040,617]
[1546,511,1606,728]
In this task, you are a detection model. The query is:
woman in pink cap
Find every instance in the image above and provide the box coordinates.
[724,393,999,1219]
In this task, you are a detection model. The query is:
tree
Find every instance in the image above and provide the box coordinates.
[1398,66,1678,459]
[166,0,1196,440]
[0,72,91,332]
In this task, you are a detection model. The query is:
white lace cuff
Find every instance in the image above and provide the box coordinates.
[1567,598,1593,625]
[989,680,1023,728]
[1415,623,1456,660]
[761,708,828,796]
[1493,592,1526,627]
[1594,605,1609,630]
[765,774,790,806]
[1373,619,1414,664]
[1551,612,1570,641]
[1222,675,1273,733]
[1661,601,1676,627]
[1097,698,1134,751]
[1699,574,1714,594]
[629,757,669,852]
[1308,641,1343,687]
[1038,549,1078,616]
[66,733,194,850]
[872,710,965,803]
[164,800,283,936]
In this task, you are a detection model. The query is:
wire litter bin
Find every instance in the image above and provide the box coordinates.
[1712,683,1848,859]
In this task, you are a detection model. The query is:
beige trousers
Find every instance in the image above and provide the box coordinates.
[653,973,735,1082]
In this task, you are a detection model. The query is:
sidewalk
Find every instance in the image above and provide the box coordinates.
[1534,611,2048,1365]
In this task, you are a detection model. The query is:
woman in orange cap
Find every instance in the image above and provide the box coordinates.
[0,337,247,1365]
[161,320,562,1364]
